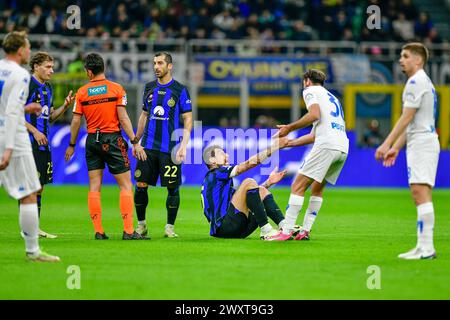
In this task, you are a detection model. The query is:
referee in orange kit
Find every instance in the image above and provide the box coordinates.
[65,53,148,240]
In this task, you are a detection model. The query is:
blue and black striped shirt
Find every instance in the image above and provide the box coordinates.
[25,75,53,151]
[141,79,192,153]
[201,165,236,236]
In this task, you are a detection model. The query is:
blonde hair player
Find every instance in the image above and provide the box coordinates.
[375,43,439,260]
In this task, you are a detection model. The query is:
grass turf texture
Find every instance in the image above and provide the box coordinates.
[0,185,449,300]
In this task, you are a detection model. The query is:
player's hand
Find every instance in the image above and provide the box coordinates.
[33,131,48,146]
[382,148,399,167]
[24,102,42,115]
[64,90,75,108]
[272,124,290,138]
[176,146,187,164]
[132,144,147,161]
[273,136,289,149]
[375,143,390,161]
[266,166,287,187]
[0,149,13,171]
[65,146,74,162]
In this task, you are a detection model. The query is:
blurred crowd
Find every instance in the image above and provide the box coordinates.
[0,0,446,49]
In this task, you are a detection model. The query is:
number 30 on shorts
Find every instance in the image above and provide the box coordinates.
[164,165,178,178]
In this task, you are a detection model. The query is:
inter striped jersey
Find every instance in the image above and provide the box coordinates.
[141,79,191,154]
[201,165,236,236]
[25,75,53,151]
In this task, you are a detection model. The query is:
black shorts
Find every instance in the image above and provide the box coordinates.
[214,204,258,239]
[32,145,52,186]
[85,132,130,175]
[134,149,181,187]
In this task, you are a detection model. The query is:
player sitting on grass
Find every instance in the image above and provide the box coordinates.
[201,137,290,240]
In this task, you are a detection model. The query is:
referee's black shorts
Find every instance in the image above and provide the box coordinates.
[85,132,130,175]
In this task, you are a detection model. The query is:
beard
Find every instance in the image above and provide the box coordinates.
[157,69,168,79]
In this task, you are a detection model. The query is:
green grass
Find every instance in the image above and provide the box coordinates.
[0,185,450,299]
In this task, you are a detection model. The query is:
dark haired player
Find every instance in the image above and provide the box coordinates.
[25,51,75,239]
[134,52,193,238]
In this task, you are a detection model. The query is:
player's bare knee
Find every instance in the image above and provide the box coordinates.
[20,193,37,204]
[242,178,258,190]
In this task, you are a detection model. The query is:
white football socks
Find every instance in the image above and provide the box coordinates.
[19,203,40,254]
[260,223,273,235]
[302,196,323,232]
[416,202,435,251]
[283,194,304,234]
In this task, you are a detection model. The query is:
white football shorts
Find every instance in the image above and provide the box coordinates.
[298,147,347,185]
[0,152,41,200]
[406,135,440,187]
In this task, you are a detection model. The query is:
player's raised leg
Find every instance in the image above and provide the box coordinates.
[260,187,285,229]
[231,178,278,239]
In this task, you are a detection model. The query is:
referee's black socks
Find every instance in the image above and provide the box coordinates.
[166,187,180,225]
[134,186,148,222]
[246,188,269,227]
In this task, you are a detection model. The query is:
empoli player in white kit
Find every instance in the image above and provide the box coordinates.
[269,69,349,241]
[0,31,60,262]
[376,43,439,260]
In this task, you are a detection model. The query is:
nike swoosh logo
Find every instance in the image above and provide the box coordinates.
[168,181,176,184]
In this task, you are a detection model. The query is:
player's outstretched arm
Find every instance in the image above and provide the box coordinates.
[50,90,75,123]
[232,137,289,177]
[65,113,82,162]
[286,133,315,148]
[273,104,320,138]
[375,108,416,161]
[261,166,287,189]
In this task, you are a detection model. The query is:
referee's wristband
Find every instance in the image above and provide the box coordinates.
[69,143,76,147]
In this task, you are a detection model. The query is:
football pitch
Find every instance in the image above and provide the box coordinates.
[0,185,449,300]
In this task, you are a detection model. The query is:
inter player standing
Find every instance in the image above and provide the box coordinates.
[0,31,59,261]
[65,53,148,240]
[376,43,439,260]
[268,69,349,241]
[25,52,75,239]
[134,52,193,238]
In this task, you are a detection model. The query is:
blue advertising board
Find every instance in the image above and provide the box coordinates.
[49,125,450,188]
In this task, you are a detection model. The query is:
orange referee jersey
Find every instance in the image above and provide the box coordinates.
[73,76,127,133]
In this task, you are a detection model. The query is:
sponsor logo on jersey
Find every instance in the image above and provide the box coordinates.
[331,122,345,132]
[88,85,107,96]
[153,106,165,116]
